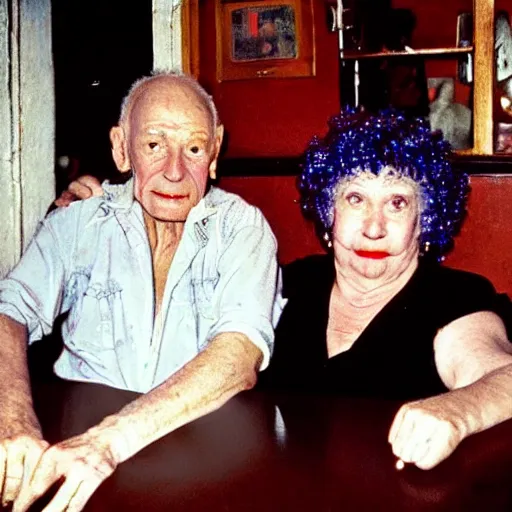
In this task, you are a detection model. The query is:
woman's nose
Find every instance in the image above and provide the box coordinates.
[363,209,387,240]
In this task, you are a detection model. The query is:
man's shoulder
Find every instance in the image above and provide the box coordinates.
[45,191,134,241]
[45,196,98,226]
[205,186,253,210]
[49,179,134,223]
[46,196,111,224]
[205,186,271,230]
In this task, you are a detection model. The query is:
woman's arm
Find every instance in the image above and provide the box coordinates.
[54,175,103,207]
[436,310,512,389]
[389,311,512,469]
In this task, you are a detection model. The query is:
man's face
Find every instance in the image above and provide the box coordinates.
[124,82,220,222]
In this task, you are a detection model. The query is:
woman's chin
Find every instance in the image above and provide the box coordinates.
[350,259,389,280]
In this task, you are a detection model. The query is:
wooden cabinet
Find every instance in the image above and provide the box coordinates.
[472,0,494,156]
[337,0,507,159]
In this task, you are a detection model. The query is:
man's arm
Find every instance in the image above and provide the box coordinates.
[99,331,261,459]
[13,332,261,512]
[0,315,49,507]
[14,200,281,512]
[0,209,79,508]
[389,311,512,469]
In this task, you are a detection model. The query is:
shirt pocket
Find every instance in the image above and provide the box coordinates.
[190,277,218,320]
[68,280,124,354]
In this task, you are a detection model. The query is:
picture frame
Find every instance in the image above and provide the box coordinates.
[181,0,200,77]
[215,0,315,81]
[496,122,512,154]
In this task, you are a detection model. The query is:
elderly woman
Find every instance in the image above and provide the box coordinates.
[260,108,512,470]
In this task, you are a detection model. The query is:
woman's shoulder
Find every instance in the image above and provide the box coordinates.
[419,261,497,296]
[282,254,334,297]
[417,260,510,327]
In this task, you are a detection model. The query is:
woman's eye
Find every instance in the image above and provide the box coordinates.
[148,142,160,152]
[390,196,408,211]
[346,193,362,205]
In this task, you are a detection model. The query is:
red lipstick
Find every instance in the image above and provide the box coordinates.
[355,250,390,259]
[152,191,188,200]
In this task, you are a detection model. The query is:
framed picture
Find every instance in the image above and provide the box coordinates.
[215,0,315,81]
[496,122,512,154]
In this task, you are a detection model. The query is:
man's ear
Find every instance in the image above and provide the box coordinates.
[110,126,131,172]
[209,124,225,180]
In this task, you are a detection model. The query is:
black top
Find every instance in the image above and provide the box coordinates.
[260,255,512,400]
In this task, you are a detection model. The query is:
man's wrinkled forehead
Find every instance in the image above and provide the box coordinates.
[126,79,214,135]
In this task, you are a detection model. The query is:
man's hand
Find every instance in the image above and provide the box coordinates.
[54,176,103,208]
[0,432,49,508]
[388,393,468,470]
[12,427,120,512]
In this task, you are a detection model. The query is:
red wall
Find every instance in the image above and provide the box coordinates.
[220,174,512,295]
[198,1,511,158]
[199,0,340,158]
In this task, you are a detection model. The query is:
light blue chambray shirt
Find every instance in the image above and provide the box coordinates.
[0,179,284,392]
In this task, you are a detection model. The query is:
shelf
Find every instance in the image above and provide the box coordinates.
[340,46,473,60]
[451,153,512,174]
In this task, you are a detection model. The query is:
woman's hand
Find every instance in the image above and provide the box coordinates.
[390,312,512,470]
[388,393,468,470]
[54,176,103,207]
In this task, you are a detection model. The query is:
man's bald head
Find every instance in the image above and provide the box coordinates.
[109,71,224,223]
[118,72,219,133]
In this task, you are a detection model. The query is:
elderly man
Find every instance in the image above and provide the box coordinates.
[0,72,282,511]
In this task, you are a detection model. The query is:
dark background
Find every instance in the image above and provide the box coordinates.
[52,0,153,193]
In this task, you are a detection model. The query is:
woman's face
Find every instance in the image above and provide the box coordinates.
[331,170,421,284]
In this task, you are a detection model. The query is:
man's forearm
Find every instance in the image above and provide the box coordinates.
[0,314,41,437]
[90,332,262,463]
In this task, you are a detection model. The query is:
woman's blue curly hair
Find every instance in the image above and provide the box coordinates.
[299,108,469,260]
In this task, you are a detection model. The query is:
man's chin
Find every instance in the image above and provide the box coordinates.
[152,212,189,223]
[141,204,192,223]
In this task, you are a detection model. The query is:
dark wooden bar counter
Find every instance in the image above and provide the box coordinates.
[30,378,512,511]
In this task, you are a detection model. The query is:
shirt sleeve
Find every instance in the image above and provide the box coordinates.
[0,214,70,343]
[435,265,509,329]
[206,202,285,370]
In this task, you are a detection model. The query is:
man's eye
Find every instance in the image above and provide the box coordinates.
[148,142,160,152]
[390,196,408,211]
[346,193,362,205]
[188,145,204,155]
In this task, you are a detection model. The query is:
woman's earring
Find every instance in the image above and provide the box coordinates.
[323,232,333,249]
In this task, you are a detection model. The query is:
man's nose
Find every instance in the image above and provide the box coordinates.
[163,151,186,182]
[363,208,387,240]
